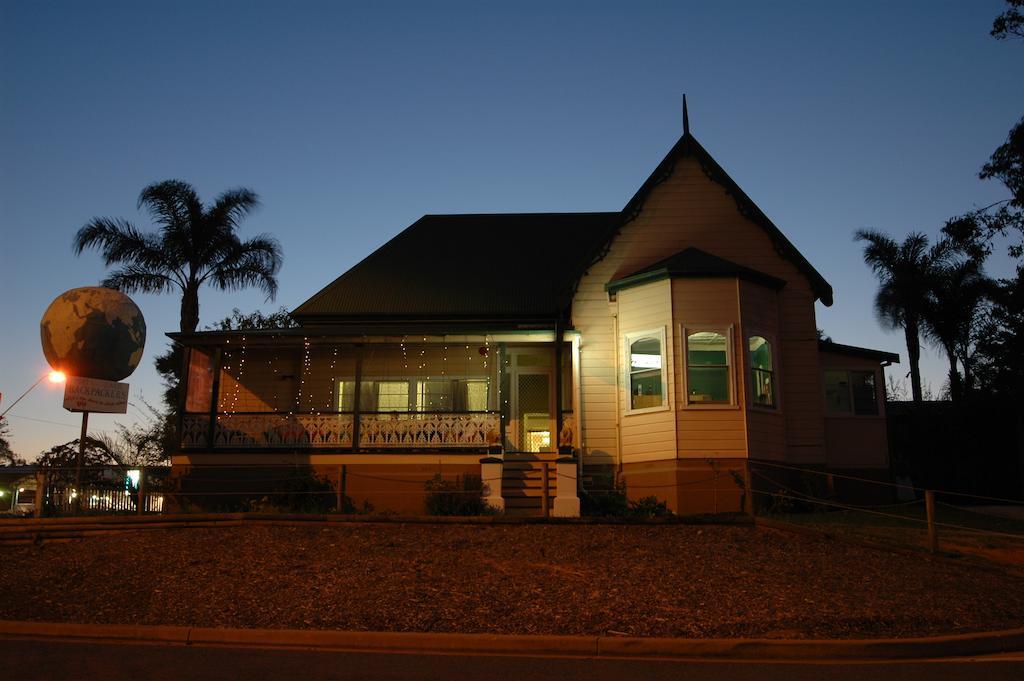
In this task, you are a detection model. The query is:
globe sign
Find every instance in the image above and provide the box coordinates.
[40,287,146,382]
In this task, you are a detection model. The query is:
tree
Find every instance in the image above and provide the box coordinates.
[973,272,1024,398]
[73,180,283,334]
[855,230,954,403]
[920,259,990,400]
[205,307,298,331]
[992,0,1024,40]
[75,181,285,461]
[0,417,25,466]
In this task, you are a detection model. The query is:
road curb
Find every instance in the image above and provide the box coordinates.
[2,620,1023,661]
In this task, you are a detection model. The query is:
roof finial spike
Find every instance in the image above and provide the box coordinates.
[682,93,690,135]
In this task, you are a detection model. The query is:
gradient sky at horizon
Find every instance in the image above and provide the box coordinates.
[2,1,1022,459]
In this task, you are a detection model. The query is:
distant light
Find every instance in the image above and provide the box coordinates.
[126,470,140,487]
[18,487,25,493]
[0,490,5,497]
[48,371,66,384]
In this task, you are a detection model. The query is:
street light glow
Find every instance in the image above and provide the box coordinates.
[48,370,66,383]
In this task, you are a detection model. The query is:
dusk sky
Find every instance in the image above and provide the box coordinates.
[2,1,1021,459]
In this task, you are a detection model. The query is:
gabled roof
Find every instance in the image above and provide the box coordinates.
[291,213,620,324]
[292,128,833,325]
[819,340,900,364]
[610,132,834,306]
[605,247,786,294]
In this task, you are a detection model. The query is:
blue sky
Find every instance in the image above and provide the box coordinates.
[1,1,1021,458]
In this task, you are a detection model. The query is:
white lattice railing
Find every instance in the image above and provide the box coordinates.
[358,413,501,449]
[181,413,354,449]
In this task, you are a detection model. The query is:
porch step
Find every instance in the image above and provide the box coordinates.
[499,459,557,517]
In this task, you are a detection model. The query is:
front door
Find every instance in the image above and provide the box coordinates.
[507,348,555,453]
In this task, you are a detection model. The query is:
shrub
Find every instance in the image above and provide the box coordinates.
[628,495,673,518]
[581,473,629,517]
[424,473,492,516]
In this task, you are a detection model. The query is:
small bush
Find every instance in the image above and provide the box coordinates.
[247,472,336,514]
[628,495,673,518]
[424,474,492,516]
[581,473,629,517]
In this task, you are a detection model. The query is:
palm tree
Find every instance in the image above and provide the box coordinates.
[855,230,954,403]
[921,259,990,401]
[73,180,282,333]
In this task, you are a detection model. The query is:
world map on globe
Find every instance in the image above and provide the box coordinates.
[40,287,147,382]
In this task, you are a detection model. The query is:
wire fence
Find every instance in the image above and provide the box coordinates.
[746,459,1024,564]
[3,459,1023,565]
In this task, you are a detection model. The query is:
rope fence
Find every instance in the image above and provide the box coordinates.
[3,459,1023,557]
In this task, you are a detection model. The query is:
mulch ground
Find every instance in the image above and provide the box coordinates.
[1,523,1023,639]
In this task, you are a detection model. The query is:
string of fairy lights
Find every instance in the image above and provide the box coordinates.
[214,335,499,417]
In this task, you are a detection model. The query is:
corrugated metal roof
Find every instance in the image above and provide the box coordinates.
[292,213,621,322]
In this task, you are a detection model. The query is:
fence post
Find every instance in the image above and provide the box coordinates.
[744,461,754,516]
[925,489,938,553]
[34,471,45,518]
[137,466,147,515]
[342,462,350,509]
[541,462,550,518]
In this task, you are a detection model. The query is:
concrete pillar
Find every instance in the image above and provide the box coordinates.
[553,456,580,518]
[480,456,504,513]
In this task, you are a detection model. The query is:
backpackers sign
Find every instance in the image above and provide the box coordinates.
[63,376,129,414]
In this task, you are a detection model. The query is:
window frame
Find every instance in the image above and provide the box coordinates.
[352,377,493,414]
[622,327,670,415]
[746,332,780,411]
[823,368,881,418]
[681,324,737,409]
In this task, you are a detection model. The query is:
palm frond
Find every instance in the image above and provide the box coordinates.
[73,218,175,272]
[101,265,180,295]
[137,180,200,231]
[206,235,283,301]
[208,188,260,232]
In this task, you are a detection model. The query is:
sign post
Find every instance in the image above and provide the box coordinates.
[63,376,129,514]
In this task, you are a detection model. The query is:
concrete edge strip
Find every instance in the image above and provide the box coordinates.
[2,621,1023,661]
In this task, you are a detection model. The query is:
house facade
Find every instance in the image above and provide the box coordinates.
[170,117,898,516]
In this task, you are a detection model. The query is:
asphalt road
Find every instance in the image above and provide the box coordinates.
[5,639,1024,681]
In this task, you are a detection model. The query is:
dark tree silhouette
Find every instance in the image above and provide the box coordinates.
[921,259,990,400]
[855,230,954,403]
[73,180,283,333]
[992,0,1024,40]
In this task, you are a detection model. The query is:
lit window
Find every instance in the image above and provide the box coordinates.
[748,336,775,408]
[376,381,410,412]
[335,380,356,411]
[824,370,878,415]
[626,332,665,410]
[686,331,731,404]
[462,379,489,412]
[415,380,452,412]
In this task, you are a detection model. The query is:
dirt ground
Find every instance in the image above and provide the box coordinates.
[2,523,1022,639]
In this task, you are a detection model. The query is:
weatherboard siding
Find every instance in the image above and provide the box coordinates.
[617,280,677,463]
[740,281,786,460]
[672,278,747,458]
[572,154,826,467]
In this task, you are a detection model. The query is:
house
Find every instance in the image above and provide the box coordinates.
[169,108,899,516]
